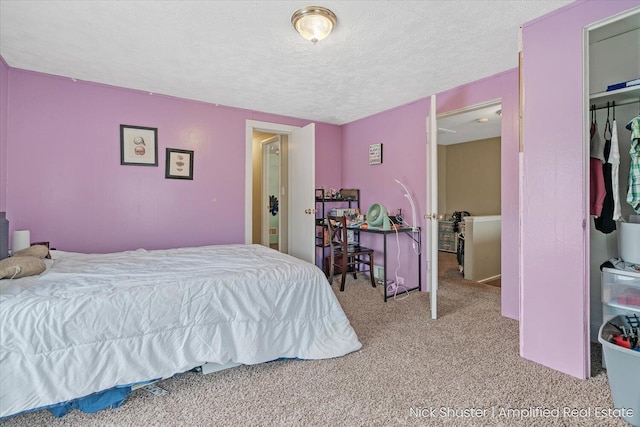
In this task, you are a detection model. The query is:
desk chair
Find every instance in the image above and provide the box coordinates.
[326,215,377,292]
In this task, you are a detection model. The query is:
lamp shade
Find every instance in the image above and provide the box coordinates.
[291,6,337,44]
[12,230,30,253]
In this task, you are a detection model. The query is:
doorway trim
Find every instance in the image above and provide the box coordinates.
[245,120,300,245]
[437,98,502,120]
[433,97,503,314]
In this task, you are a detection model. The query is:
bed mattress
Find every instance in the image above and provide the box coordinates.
[0,244,361,418]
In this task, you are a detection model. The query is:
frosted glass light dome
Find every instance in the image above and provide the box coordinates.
[291,6,337,44]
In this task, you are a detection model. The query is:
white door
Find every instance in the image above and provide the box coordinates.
[426,95,438,319]
[288,123,316,263]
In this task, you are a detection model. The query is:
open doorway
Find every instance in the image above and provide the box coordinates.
[436,101,503,290]
[245,120,317,263]
[251,131,288,253]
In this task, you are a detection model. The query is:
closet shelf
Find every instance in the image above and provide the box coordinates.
[590,85,640,109]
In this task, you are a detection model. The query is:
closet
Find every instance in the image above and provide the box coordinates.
[587,10,640,342]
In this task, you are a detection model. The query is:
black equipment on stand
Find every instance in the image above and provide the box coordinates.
[451,211,471,273]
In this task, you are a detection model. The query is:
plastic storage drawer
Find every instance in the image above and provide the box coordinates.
[601,268,640,311]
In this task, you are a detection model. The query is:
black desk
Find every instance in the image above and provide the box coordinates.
[352,225,421,302]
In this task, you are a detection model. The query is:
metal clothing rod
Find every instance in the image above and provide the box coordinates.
[591,98,640,111]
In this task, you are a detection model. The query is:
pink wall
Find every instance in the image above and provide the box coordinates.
[4,68,341,253]
[0,57,8,211]
[342,98,430,292]
[314,122,343,190]
[521,0,639,379]
[341,70,520,318]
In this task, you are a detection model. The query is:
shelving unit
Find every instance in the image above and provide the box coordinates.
[315,188,360,274]
[590,85,640,108]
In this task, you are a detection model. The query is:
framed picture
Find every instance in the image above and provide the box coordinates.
[369,143,383,165]
[120,125,158,166]
[165,148,194,180]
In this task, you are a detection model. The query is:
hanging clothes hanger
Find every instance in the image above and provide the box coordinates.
[604,102,612,141]
[590,104,597,139]
[612,100,616,121]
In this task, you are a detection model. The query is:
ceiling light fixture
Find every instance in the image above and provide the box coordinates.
[291,6,337,44]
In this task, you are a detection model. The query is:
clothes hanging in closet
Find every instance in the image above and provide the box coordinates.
[609,116,622,221]
[626,115,640,213]
[590,158,606,217]
[589,110,606,217]
[590,114,605,162]
[594,112,616,234]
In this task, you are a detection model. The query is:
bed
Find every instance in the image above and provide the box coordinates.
[0,244,361,418]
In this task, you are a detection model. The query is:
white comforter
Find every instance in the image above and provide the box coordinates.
[0,244,361,418]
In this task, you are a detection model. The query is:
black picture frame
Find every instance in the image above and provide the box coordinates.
[165,148,194,180]
[120,125,158,166]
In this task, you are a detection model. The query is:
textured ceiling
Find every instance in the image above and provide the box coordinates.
[438,102,503,145]
[0,0,573,125]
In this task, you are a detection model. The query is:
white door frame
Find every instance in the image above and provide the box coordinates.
[245,120,316,264]
[428,97,503,320]
[435,99,502,122]
[426,95,438,319]
[245,121,300,245]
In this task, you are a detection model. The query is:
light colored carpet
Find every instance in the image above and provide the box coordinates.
[0,256,627,427]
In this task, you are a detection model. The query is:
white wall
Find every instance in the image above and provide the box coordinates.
[463,215,501,282]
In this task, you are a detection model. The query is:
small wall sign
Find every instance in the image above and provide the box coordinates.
[369,143,383,165]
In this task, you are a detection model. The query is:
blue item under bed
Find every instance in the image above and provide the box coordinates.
[4,383,138,419]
